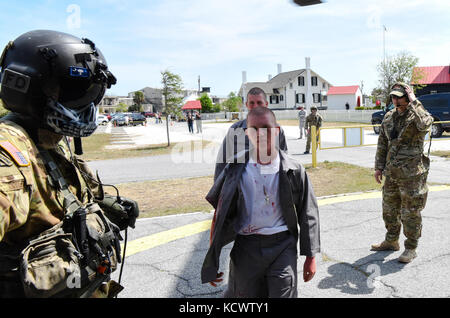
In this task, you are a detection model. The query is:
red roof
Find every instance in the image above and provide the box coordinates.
[182,100,202,110]
[327,85,360,95]
[412,66,450,85]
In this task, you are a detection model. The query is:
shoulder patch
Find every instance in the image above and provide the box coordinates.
[0,153,13,167]
[0,141,30,167]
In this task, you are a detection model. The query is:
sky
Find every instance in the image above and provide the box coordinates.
[0,0,449,98]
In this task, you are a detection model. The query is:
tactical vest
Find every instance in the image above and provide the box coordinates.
[0,116,122,298]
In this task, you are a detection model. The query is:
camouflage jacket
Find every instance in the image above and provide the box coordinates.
[0,120,99,245]
[375,99,433,179]
[305,113,323,130]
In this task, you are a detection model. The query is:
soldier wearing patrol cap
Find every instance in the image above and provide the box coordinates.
[304,106,322,154]
[372,82,433,263]
[0,30,139,297]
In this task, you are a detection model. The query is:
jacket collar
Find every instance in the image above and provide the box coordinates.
[279,150,299,172]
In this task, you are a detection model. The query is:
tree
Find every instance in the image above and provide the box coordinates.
[375,51,422,104]
[161,70,184,147]
[212,103,222,113]
[115,102,128,113]
[133,91,145,112]
[198,93,213,113]
[222,92,242,113]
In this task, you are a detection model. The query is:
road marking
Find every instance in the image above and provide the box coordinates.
[123,220,211,257]
[122,185,450,257]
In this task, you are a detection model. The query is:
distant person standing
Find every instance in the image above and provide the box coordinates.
[195,111,203,133]
[345,102,350,110]
[304,106,323,154]
[187,112,194,133]
[297,106,307,139]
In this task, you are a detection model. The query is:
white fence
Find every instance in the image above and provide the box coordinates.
[202,109,379,123]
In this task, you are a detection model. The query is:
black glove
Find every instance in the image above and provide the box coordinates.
[97,194,139,231]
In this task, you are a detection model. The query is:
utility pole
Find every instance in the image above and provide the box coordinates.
[383,25,387,65]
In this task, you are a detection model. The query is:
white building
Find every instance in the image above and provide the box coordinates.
[239,58,332,111]
[326,85,362,110]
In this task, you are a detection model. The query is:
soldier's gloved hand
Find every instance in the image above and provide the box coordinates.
[118,196,139,229]
[98,194,139,230]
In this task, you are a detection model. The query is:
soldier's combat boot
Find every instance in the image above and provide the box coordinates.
[370,240,400,251]
[398,249,417,263]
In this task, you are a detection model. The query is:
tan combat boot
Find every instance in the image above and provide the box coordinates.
[398,249,417,263]
[370,240,400,251]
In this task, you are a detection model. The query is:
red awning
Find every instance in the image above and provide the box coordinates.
[182,100,202,110]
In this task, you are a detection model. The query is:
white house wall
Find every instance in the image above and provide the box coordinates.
[269,71,330,109]
[327,89,362,110]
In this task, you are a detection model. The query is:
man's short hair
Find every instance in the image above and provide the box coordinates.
[247,87,267,101]
[247,106,277,126]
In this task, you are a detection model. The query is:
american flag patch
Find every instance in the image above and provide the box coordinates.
[0,141,30,167]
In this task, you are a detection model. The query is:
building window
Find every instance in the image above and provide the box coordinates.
[298,76,305,86]
[280,95,284,102]
[311,76,318,86]
[289,82,293,89]
[296,93,305,104]
[270,95,279,104]
[322,82,327,89]
[313,93,321,103]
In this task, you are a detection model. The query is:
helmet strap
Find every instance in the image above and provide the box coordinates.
[74,137,83,155]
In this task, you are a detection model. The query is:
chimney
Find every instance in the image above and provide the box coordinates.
[242,71,247,83]
[268,74,272,81]
[305,57,311,70]
[277,64,282,74]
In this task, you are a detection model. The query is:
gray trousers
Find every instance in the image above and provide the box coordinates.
[224,231,298,298]
[299,120,306,138]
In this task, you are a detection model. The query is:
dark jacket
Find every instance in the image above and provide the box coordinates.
[201,150,320,284]
[214,118,288,181]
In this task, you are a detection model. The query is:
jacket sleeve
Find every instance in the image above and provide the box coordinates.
[296,167,321,257]
[375,120,388,171]
[0,167,30,242]
[408,99,433,133]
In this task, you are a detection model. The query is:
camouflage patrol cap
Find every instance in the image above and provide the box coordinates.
[390,82,410,97]
[310,106,318,110]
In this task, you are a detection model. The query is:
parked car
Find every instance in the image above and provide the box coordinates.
[112,114,127,126]
[371,103,394,134]
[96,114,109,125]
[142,112,155,118]
[371,93,450,138]
[129,113,147,126]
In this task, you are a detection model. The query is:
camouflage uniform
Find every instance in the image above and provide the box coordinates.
[305,112,323,152]
[0,119,109,297]
[375,99,433,249]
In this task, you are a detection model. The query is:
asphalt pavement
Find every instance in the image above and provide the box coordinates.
[112,187,450,298]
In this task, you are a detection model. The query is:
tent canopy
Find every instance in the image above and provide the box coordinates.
[182,100,202,110]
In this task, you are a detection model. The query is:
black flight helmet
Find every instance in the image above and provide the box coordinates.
[0,30,116,137]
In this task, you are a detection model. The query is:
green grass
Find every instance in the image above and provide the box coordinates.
[430,150,450,159]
